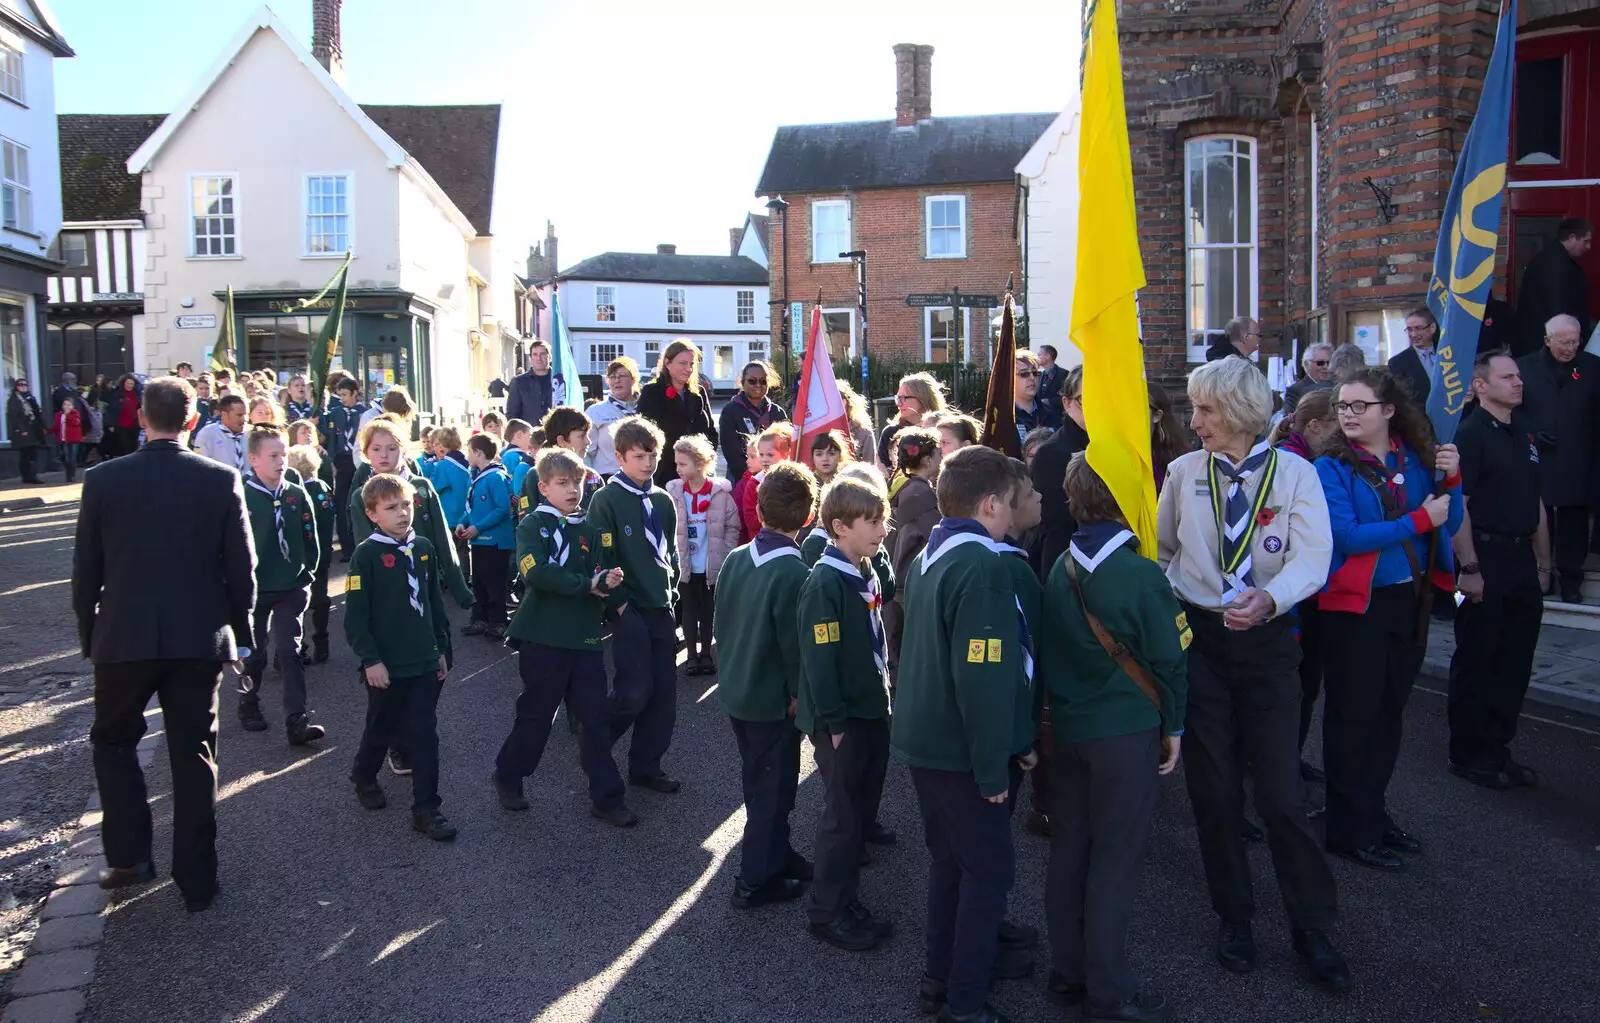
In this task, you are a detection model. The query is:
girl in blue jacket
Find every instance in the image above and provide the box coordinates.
[459,433,517,638]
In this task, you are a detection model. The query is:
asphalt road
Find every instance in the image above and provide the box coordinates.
[8,507,1594,1023]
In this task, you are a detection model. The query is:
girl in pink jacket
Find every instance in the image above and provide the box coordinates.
[668,435,742,676]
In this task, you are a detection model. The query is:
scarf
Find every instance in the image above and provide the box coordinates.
[286,399,315,422]
[367,530,425,615]
[534,504,585,565]
[339,404,363,448]
[605,394,637,417]
[245,474,291,559]
[819,543,886,678]
[1350,437,1408,519]
[610,472,669,570]
[1277,431,1315,461]
[920,517,993,572]
[683,479,713,516]
[1068,520,1137,572]
[731,393,779,434]
[445,450,469,470]
[751,528,801,566]
[1208,439,1277,601]
[996,536,1036,685]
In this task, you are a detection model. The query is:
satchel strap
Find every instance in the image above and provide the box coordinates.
[1063,556,1165,722]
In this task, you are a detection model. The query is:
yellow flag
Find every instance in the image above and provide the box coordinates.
[1071,0,1158,557]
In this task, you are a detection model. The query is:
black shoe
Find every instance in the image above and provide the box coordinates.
[698,654,716,676]
[300,650,313,666]
[628,773,681,794]
[997,917,1038,950]
[184,887,218,913]
[1047,971,1087,1008]
[1084,987,1173,1023]
[484,624,507,641]
[935,1004,1012,1023]
[338,550,351,563]
[685,659,703,677]
[237,696,268,732]
[865,821,897,846]
[991,944,1033,980]
[918,975,949,1016]
[311,641,330,664]
[98,862,156,890]
[1381,827,1422,855]
[461,621,488,636]
[808,913,879,952]
[1025,810,1051,838]
[1300,760,1326,783]
[1560,582,1584,604]
[1328,842,1404,872]
[849,899,894,939]
[1292,928,1353,992]
[1240,820,1266,843]
[1217,919,1257,973]
[412,810,458,841]
[286,713,326,746]
[388,750,413,776]
[1504,758,1538,787]
[352,777,386,810]
[731,875,804,909]
[494,774,529,811]
[591,803,639,828]
[1449,760,1513,789]
[782,851,814,881]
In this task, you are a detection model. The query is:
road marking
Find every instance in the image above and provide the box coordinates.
[371,920,442,963]
[1415,685,1600,737]
[0,578,68,596]
[451,652,514,684]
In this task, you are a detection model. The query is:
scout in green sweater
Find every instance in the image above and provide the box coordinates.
[712,461,819,909]
[344,473,457,842]
[799,462,896,600]
[1035,452,1187,1020]
[238,426,325,746]
[288,444,338,665]
[798,476,896,952]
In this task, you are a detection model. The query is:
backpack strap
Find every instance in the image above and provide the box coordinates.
[1063,556,1165,722]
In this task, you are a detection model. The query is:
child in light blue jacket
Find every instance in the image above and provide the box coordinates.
[459,433,517,638]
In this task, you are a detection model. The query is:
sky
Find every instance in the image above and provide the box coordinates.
[51,0,1079,271]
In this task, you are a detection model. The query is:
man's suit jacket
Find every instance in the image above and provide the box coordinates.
[1388,346,1432,406]
[72,439,257,664]
[1516,243,1592,358]
[1029,417,1090,581]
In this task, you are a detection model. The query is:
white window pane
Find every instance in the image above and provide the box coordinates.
[1205,154,1235,244]
[1236,164,1252,239]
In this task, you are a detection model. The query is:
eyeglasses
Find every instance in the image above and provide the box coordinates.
[743,376,768,385]
[1015,370,1039,379]
[1546,336,1580,347]
[1404,325,1433,335]
[1311,359,1330,367]
[895,394,919,406]
[1334,400,1386,416]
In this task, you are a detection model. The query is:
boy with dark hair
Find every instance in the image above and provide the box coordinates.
[714,461,819,908]
[799,476,896,951]
[347,418,471,606]
[238,425,324,744]
[892,444,1030,1023]
[459,433,515,639]
[537,406,603,511]
[588,416,682,793]
[480,410,505,440]
[288,444,337,664]
[502,418,535,496]
[346,473,457,841]
[319,376,367,560]
[492,449,631,823]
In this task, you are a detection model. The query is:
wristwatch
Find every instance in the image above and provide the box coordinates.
[1458,563,1480,576]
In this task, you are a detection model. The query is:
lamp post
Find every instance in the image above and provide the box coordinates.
[841,250,867,400]
[765,196,791,395]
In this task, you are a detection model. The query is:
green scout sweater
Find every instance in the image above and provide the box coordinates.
[712,537,808,722]
[797,556,891,735]
[243,475,319,592]
[1000,544,1044,757]
[304,477,336,561]
[890,537,1022,797]
[588,476,679,611]
[349,471,472,608]
[800,527,896,600]
[1039,545,1189,744]
[506,507,613,651]
[343,533,452,678]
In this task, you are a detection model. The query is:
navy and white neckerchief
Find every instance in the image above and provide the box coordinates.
[225,427,246,470]
[1069,521,1138,573]
[750,528,801,567]
[368,530,424,615]
[340,406,362,448]
[444,450,468,470]
[996,535,1029,559]
[1208,438,1278,601]
[920,517,995,573]
[605,395,636,417]
[819,543,887,678]
[610,473,669,570]
[534,504,585,565]
[244,474,291,559]
[805,525,829,547]
[286,399,315,422]
[995,537,1037,685]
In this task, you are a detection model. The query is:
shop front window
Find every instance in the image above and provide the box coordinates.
[244,315,325,380]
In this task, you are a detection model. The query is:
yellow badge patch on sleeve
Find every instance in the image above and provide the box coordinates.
[419,553,429,561]
[813,624,831,645]
[519,495,530,511]
[601,532,613,547]
[967,639,986,663]
[1179,627,1194,651]
[519,553,535,577]
[1175,611,1188,631]
[345,575,361,592]
[987,638,1003,663]
[827,622,841,643]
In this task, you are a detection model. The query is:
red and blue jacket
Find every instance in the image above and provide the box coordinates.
[1313,443,1463,613]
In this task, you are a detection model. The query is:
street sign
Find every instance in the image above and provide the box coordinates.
[905,292,1001,308]
[175,314,217,329]
[790,301,803,354]
[905,293,952,307]
[956,294,1001,308]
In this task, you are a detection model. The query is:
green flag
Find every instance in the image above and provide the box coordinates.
[302,252,352,409]
[209,286,237,375]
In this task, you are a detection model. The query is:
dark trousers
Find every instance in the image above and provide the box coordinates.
[1321,585,1425,849]
[1449,544,1544,768]
[453,535,473,589]
[882,599,906,689]
[609,605,679,779]
[1029,720,1054,817]
[679,573,713,660]
[1046,728,1160,1008]
[352,672,442,813]
[470,546,510,625]
[56,442,79,481]
[332,452,356,552]
[909,766,1015,1017]
[1181,609,1338,930]
[17,445,39,481]
[308,557,332,647]
[496,643,623,807]
[241,587,310,719]
[1546,504,1590,595]
[90,660,221,901]
[1295,600,1326,753]
[808,718,890,922]
[730,717,802,888]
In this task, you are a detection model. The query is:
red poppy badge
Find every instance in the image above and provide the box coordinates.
[382,553,396,568]
[1256,507,1276,527]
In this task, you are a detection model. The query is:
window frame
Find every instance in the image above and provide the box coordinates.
[811,199,851,264]
[595,285,616,323]
[188,172,241,259]
[736,289,755,325]
[666,287,686,325]
[820,306,857,359]
[925,194,967,259]
[59,231,89,268]
[301,172,353,258]
[0,39,23,105]
[1,136,32,234]
[924,306,970,364]
[588,342,623,374]
[1182,135,1259,364]
[643,340,662,370]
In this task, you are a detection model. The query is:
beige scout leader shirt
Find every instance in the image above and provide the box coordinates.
[1156,447,1333,618]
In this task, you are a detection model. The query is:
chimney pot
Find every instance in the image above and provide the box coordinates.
[657,244,677,255]
[311,0,345,85]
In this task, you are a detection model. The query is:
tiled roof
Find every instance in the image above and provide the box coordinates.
[56,114,164,221]
[559,253,769,285]
[361,104,501,235]
[755,113,1057,194]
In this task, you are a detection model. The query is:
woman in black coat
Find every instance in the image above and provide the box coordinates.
[635,339,717,488]
[103,374,143,459]
[717,359,786,481]
[6,379,47,483]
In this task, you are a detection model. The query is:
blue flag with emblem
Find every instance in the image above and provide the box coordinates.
[549,287,582,408]
[1423,0,1516,445]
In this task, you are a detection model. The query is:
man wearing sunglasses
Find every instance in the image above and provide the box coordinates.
[1284,343,1335,415]
[1013,349,1061,443]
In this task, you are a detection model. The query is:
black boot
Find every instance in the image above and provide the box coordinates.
[1292,928,1352,992]
[1217,919,1257,973]
[312,638,330,664]
[494,773,529,811]
[286,712,326,745]
[237,694,268,732]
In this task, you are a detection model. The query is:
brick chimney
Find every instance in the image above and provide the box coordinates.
[657,244,677,255]
[913,45,934,122]
[311,0,346,85]
[894,43,935,126]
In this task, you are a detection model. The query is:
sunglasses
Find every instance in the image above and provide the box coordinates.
[1312,359,1330,367]
[744,377,768,385]
[1015,370,1039,379]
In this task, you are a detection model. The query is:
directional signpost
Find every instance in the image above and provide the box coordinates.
[904,288,1002,403]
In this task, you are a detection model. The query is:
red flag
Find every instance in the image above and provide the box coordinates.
[789,306,848,468]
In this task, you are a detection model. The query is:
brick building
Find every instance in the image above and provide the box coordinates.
[1121,0,1600,388]
[754,44,1053,388]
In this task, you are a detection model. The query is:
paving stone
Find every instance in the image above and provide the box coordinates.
[37,884,107,921]
[29,914,104,953]
[63,830,100,858]
[1,990,86,1023]
[8,948,95,996]
[50,858,100,888]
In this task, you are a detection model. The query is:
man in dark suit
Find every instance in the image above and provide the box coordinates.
[1515,218,1593,358]
[72,377,256,913]
[1030,365,1089,580]
[1388,307,1438,406]
[1205,316,1261,363]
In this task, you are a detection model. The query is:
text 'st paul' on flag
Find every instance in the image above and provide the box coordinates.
[1072,0,1158,556]
[789,306,848,468]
